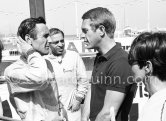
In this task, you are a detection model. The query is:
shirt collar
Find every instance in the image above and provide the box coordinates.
[96,42,122,61]
[20,54,28,63]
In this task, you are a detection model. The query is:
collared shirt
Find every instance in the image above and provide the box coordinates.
[45,50,88,106]
[4,52,59,121]
[90,43,136,121]
[138,88,166,121]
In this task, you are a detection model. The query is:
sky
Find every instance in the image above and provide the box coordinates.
[0,0,29,35]
[0,0,166,36]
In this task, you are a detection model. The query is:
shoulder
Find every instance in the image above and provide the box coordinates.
[110,48,129,66]
[44,54,53,59]
[43,55,56,63]
[107,50,132,76]
[43,55,49,59]
[110,48,129,65]
[111,58,131,74]
[115,48,128,60]
[4,60,23,75]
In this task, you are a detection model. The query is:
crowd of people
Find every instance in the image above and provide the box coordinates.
[0,7,166,121]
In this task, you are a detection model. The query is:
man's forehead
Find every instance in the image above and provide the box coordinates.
[81,19,92,29]
[51,33,63,41]
[36,23,49,33]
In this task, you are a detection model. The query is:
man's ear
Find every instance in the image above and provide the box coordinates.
[145,61,153,75]
[25,34,32,45]
[97,25,105,37]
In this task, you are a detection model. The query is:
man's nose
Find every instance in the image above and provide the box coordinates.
[47,36,52,43]
[58,41,64,46]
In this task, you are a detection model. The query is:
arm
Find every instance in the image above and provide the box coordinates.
[95,58,131,121]
[69,53,89,112]
[4,37,49,93]
[95,90,125,121]
[75,53,88,100]
[5,51,49,93]
[81,85,91,121]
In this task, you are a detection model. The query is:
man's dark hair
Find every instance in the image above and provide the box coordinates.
[129,32,166,81]
[17,17,46,40]
[49,28,64,38]
[82,7,116,39]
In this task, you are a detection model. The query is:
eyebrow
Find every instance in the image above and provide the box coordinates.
[44,33,49,38]
[82,28,88,33]
[49,39,64,44]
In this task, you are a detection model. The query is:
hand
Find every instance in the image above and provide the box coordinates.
[51,112,64,121]
[60,107,68,121]
[95,111,114,121]
[17,36,33,55]
[95,114,112,121]
[68,98,81,112]
[81,118,89,121]
[52,116,64,121]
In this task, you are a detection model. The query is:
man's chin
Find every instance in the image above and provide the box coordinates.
[83,43,89,48]
[52,52,63,56]
[39,51,49,56]
[57,52,63,56]
[86,46,93,49]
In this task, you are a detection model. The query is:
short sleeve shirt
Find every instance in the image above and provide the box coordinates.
[90,43,136,121]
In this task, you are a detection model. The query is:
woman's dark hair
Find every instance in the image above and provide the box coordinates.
[129,32,166,81]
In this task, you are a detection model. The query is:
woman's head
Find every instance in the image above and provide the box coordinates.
[129,32,166,81]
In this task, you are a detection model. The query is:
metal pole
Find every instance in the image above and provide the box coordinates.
[75,0,79,38]
[29,0,45,19]
[124,4,126,29]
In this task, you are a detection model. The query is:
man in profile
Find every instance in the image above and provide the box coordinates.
[4,17,63,121]
[81,7,137,121]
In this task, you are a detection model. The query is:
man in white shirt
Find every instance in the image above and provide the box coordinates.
[46,28,88,121]
[4,17,63,121]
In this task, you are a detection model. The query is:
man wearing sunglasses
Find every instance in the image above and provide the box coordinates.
[46,28,88,121]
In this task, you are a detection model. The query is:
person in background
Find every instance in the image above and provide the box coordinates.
[45,28,88,121]
[81,7,137,121]
[0,40,3,62]
[4,17,63,121]
[128,32,166,121]
[0,98,2,116]
[0,40,3,116]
